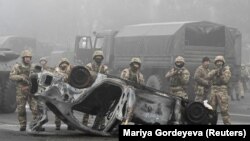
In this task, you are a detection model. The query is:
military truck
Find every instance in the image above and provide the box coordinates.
[0,48,19,113]
[0,35,53,113]
[0,36,53,62]
[74,21,242,99]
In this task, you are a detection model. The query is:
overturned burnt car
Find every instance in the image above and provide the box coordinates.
[30,66,217,136]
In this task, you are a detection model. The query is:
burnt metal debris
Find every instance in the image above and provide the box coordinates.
[30,66,217,136]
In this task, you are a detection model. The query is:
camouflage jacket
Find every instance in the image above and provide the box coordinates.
[194,65,210,87]
[54,65,72,82]
[208,66,231,86]
[86,62,108,74]
[120,68,144,85]
[9,63,33,86]
[165,67,190,87]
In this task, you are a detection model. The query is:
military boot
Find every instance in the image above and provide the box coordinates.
[20,126,26,131]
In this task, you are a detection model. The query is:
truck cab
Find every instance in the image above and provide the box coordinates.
[74,36,93,65]
[74,30,117,67]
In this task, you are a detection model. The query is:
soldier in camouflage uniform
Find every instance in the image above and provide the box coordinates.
[207,55,231,125]
[120,57,144,125]
[238,64,249,99]
[120,57,144,84]
[85,50,108,74]
[165,56,190,100]
[194,57,211,102]
[9,50,38,131]
[228,64,248,101]
[54,58,74,130]
[82,50,109,129]
[38,57,57,130]
[39,57,54,72]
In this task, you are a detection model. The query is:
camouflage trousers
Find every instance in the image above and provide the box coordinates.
[82,113,90,125]
[37,101,61,127]
[55,115,61,127]
[228,81,241,100]
[170,86,188,100]
[194,85,209,102]
[82,113,105,129]
[16,85,38,128]
[238,81,244,97]
[209,85,231,125]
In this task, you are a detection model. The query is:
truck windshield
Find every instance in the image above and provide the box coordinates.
[95,37,104,49]
[78,37,91,49]
[185,26,225,47]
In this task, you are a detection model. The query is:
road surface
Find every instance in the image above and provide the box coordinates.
[0,93,249,140]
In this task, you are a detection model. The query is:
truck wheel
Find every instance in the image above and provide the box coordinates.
[0,80,17,113]
[184,102,207,124]
[146,75,163,90]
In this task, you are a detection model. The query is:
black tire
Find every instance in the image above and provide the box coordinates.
[146,75,163,90]
[0,80,17,113]
[184,102,208,124]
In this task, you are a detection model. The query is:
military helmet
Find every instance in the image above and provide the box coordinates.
[214,55,225,64]
[21,50,32,58]
[59,58,70,66]
[92,50,104,59]
[39,57,47,62]
[130,57,142,65]
[175,56,185,63]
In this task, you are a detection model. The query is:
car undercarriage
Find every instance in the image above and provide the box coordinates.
[29,66,217,136]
